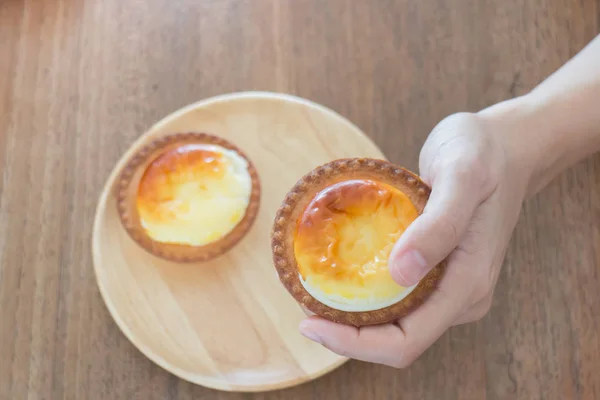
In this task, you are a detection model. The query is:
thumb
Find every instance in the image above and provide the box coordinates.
[389,169,480,286]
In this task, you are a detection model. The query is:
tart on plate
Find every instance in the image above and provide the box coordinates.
[116,133,260,262]
[271,158,446,326]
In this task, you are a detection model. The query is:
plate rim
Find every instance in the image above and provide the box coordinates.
[91,91,386,392]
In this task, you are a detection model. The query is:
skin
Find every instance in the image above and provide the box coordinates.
[298,34,600,368]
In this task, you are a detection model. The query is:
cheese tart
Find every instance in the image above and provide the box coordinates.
[271,158,445,326]
[116,133,260,262]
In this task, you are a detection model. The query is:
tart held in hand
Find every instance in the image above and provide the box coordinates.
[116,132,260,262]
[271,158,446,326]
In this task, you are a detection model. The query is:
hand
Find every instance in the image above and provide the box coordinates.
[299,111,532,368]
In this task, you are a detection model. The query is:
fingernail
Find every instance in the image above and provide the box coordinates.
[299,322,323,345]
[391,250,428,286]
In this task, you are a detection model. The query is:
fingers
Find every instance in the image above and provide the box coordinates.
[389,169,481,286]
[299,317,409,367]
[300,260,471,367]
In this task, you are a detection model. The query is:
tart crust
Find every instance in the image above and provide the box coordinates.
[271,158,446,326]
[116,132,260,262]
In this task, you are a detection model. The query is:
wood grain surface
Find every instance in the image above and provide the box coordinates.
[1,0,599,399]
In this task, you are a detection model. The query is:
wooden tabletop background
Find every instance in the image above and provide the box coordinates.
[1,0,600,399]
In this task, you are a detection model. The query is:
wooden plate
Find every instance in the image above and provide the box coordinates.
[92,92,386,392]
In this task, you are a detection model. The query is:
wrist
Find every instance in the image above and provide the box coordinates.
[476,95,548,197]
[477,91,600,197]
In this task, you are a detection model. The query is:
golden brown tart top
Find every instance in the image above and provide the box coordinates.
[271,158,446,326]
[117,133,260,262]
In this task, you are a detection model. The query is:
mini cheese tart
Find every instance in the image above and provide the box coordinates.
[116,133,260,262]
[271,158,446,326]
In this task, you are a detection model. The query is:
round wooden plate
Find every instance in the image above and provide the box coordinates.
[92,92,387,392]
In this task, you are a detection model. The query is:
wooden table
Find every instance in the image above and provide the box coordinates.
[1,1,599,399]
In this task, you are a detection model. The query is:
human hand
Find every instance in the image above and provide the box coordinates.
[299,110,533,367]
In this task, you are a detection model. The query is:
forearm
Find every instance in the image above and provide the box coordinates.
[479,34,600,197]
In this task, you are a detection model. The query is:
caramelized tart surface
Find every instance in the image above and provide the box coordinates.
[294,179,419,311]
[136,143,252,246]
